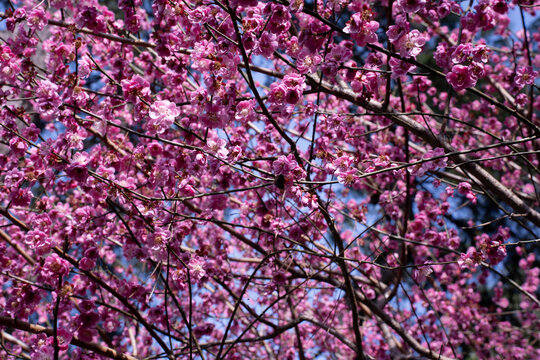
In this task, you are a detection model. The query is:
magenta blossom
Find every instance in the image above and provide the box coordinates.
[447,65,477,91]
[121,75,151,102]
[387,16,409,42]
[42,254,71,284]
[273,155,296,176]
[389,57,416,78]
[344,8,379,47]
[8,188,33,207]
[514,66,537,89]
[66,152,90,183]
[0,2,539,360]
[397,0,426,13]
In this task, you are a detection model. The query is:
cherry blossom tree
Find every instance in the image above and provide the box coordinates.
[0,0,539,359]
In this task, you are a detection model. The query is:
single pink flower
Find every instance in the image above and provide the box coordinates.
[148,100,180,134]
[514,66,537,89]
[447,65,477,91]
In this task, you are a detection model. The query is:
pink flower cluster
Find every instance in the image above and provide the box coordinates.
[397,0,426,13]
[0,1,538,359]
[459,227,509,268]
[387,16,428,58]
[457,181,477,204]
[446,43,490,91]
[344,5,379,47]
[460,0,509,33]
[273,154,305,188]
[0,46,20,81]
[268,73,305,107]
[409,148,447,177]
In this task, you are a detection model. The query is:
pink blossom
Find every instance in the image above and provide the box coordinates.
[474,5,497,31]
[389,57,416,78]
[387,16,409,42]
[409,148,447,177]
[188,255,206,282]
[27,8,48,31]
[75,6,107,32]
[235,0,258,7]
[255,32,278,58]
[267,4,291,35]
[328,42,353,64]
[457,182,472,195]
[242,32,257,51]
[468,61,485,79]
[188,7,209,23]
[289,0,303,12]
[451,43,474,64]
[345,18,379,46]
[447,65,477,91]
[336,169,359,185]
[148,141,163,156]
[472,44,490,63]
[321,61,339,77]
[514,66,537,89]
[8,188,33,207]
[206,137,229,159]
[56,328,73,351]
[148,100,180,134]
[43,254,70,278]
[31,344,54,360]
[243,10,265,32]
[235,99,256,121]
[397,0,426,13]
[24,230,51,255]
[78,57,92,79]
[492,0,508,14]
[458,247,483,269]
[79,257,96,270]
[4,168,24,188]
[30,213,52,232]
[200,104,229,128]
[344,7,379,46]
[412,263,433,282]
[5,8,25,32]
[273,155,296,176]
[121,75,150,102]
[284,88,300,104]
[66,152,90,183]
[395,30,428,58]
[147,228,172,261]
[515,93,528,107]
[297,51,322,74]
[299,22,330,53]
[283,73,305,89]
[429,148,448,168]
[457,181,477,203]
[0,46,20,81]
[268,83,287,106]
[77,326,98,342]
[351,71,378,94]
[434,42,452,70]
[35,80,61,122]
